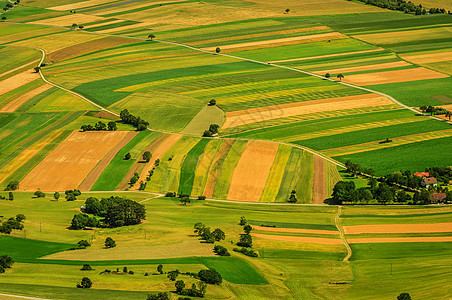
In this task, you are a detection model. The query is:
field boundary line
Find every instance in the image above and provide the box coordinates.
[0,293,52,300]
[335,206,352,262]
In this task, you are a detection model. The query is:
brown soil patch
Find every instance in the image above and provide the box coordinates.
[0,69,40,96]
[270,48,385,63]
[223,94,392,129]
[227,140,278,202]
[134,134,182,190]
[0,84,52,113]
[48,36,137,62]
[20,130,129,191]
[313,61,411,75]
[29,14,106,26]
[344,67,448,86]
[0,59,39,79]
[203,140,234,198]
[78,131,138,191]
[93,110,120,120]
[253,225,338,235]
[204,32,346,52]
[252,233,342,245]
[189,26,329,46]
[345,222,452,235]
[401,51,452,64]
[313,155,326,204]
[348,236,452,244]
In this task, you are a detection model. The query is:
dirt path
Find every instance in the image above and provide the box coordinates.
[78,131,138,191]
[313,155,326,204]
[335,206,352,262]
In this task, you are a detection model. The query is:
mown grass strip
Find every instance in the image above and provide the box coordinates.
[260,144,291,202]
[178,138,210,196]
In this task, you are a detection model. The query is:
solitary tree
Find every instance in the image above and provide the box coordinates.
[8,192,13,201]
[157,264,163,274]
[78,25,84,30]
[54,192,60,201]
[105,237,116,248]
[285,8,290,13]
[76,277,92,288]
[148,33,156,41]
[215,47,221,53]
[143,151,152,163]
[325,73,331,79]
[337,73,344,81]
[33,66,41,73]
[397,293,411,300]
[208,99,216,106]
[71,23,78,29]
[124,152,131,160]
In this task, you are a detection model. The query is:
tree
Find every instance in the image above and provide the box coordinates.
[143,151,152,163]
[78,25,84,30]
[215,47,221,53]
[288,190,297,203]
[202,130,212,137]
[66,193,76,201]
[285,8,290,13]
[54,192,60,201]
[94,121,106,131]
[445,111,452,121]
[34,66,41,73]
[124,152,131,160]
[239,216,247,226]
[5,180,19,191]
[80,264,92,271]
[157,264,163,274]
[237,233,252,247]
[105,237,116,248]
[426,106,436,116]
[0,255,14,273]
[325,73,331,79]
[34,189,45,198]
[213,245,230,256]
[212,228,225,241]
[419,106,427,113]
[77,240,90,249]
[71,213,98,230]
[84,197,103,215]
[331,181,357,205]
[397,293,411,300]
[209,124,220,135]
[148,33,156,40]
[147,293,169,300]
[198,268,222,284]
[167,270,179,281]
[180,195,190,205]
[107,121,117,131]
[208,99,216,106]
[175,280,185,294]
[337,73,344,81]
[76,277,92,288]
[15,214,25,222]
[243,224,252,234]
[8,192,13,201]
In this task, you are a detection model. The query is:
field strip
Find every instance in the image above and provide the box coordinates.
[188,26,329,46]
[345,222,452,234]
[203,32,346,51]
[283,117,422,142]
[0,69,40,96]
[95,22,152,34]
[270,48,385,63]
[344,67,449,86]
[335,206,352,262]
[29,14,107,26]
[78,131,138,191]
[93,0,189,16]
[0,293,51,300]
[0,59,39,79]
[253,225,338,235]
[312,61,411,75]
[313,155,326,204]
[252,233,342,245]
[49,0,118,11]
[135,133,182,190]
[348,236,452,244]
[401,51,452,64]
[0,84,52,112]
[20,130,130,191]
[227,140,279,202]
[203,140,234,198]
[222,94,393,129]
[323,128,452,157]
[83,19,125,29]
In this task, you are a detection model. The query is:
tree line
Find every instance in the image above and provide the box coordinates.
[355,0,450,15]
[120,109,149,131]
[81,121,117,132]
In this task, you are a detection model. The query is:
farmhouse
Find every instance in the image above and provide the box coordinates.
[430,193,446,203]
[421,177,438,188]
[414,172,429,178]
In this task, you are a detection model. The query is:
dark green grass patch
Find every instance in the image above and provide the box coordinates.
[2,5,54,20]
[259,249,345,261]
[248,220,337,231]
[365,77,452,107]
[0,113,16,128]
[201,257,268,284]
[297,119,451,150]
[335,136,452,175]
[178,138,209,196]
[85,20,139,32]
[0,236,74,261]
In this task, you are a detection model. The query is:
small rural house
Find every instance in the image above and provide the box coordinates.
[421,177,438,188]
[430,193,446,203]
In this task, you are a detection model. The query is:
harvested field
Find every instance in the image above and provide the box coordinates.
[227,140,279,202]
[312,156,326,204]
[252,233,342,245]
[135,134,182,190]
[0,84,52,112]
[348,237,452,244]
[253,225,338,235]
[49,0,115,10]
[84,19,125,29]
[401,51,452,64]
[203,140,234,198]
[48,36,137,62]
[270,48,385,63]
[345,222,452,235]
[203,32,346,52]
[93,110,120,120]
[313,61,411,75]
[222,94,393,129]
[93,0,189,16]
[29,14,106,26]
[96,22,152,34]
[20,130,129,191]
[78,131,138,191]
[0,59,39,79]
[344,67,449,86]
[188,26,329,46]
[0,69,40,96]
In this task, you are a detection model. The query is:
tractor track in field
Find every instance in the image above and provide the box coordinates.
[335,206,352,262]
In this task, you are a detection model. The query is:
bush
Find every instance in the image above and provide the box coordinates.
[198,195,206,200]
[77,240,91,249]
[105,237,116,248]
[5,181,19,191]
[76,277,92,288]
[34,189,45,198]
[213,245,230,256]
[237,234,252,247]
[15,214,26,222]
[165,192,176,197]
[81,264,92,271]
[233,247,258,257]
[198,268,222,284]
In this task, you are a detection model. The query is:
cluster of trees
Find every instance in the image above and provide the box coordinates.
[345,160,375,177]
[71,213,98,230]
[233,247,258,257]
[69,240,91,250]
[5,181,19,191]
[193,223,225,243]
[355,0,450,15]
[34,189,45,198]
[0,192,14,201]
[76,277,92,288]
[100,266,139,275]
[65,189,81,201]
[237,218,253,247]
[324,73,344,81]
[202,124,220,137]
[120,109,149,131]
[0,214,25,234]
[0,255,14,274]
[420,106,452,119]
[426,166,452,183]
[80,121,117,132]
[147,293,169,300]
[70,23,84,30]
[213,245,230,256]
[2,0,18,12]
[288,190,297,203]
[175,280,207,298]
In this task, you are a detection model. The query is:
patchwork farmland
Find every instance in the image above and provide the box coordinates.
[0,0,451,299]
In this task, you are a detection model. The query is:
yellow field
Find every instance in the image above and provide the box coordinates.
[401,51,452,64]
[271,48,385,63]
[49,0,117,11]
[353,27,452,45]
[0,84,52,113]
[313,61,411,75]
[29,14,106,26]
[0,69,40,96]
